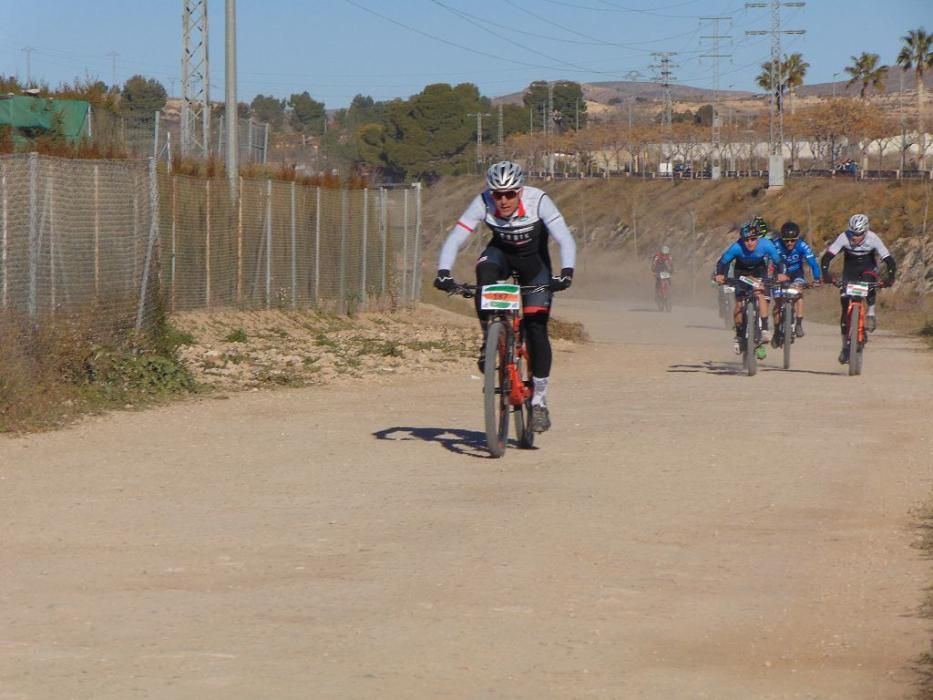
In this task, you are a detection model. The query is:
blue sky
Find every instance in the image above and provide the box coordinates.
[0,1,928,108]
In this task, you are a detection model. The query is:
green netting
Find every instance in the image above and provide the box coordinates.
[0,95,90,143]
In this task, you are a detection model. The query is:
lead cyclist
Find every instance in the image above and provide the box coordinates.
[432,161,577,433]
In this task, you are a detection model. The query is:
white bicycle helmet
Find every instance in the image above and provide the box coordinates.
[661,245,670,255]
[848,213,869,235]
[486,160,525,191]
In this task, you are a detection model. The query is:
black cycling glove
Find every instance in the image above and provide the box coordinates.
[550,267,574,292]
[433,269,456,292]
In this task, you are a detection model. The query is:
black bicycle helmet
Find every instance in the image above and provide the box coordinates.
[780,221,801,241]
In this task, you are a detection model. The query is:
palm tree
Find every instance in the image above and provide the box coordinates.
[783,53,809,114]
[844,53,888,98]
[896,28,933,167]
[755,54,809,113]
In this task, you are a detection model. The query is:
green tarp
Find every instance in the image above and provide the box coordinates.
[0,95,90,143]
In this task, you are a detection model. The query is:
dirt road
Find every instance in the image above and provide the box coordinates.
[3,295,932,699]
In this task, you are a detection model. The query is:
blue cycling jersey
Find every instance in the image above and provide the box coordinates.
[777,239,821,280]
[715,237,783,276]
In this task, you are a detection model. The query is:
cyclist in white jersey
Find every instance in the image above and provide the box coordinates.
[820,213,896,363]
[433,161,576,433]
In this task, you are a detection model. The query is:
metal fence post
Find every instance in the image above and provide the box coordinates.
[136,158,159,329]
[28,152,38,319]
[205,178,212,308]
[265,178,272,309]
[411,182,422,301]
[314,186,321,304]
[236,175,243,305]
[290,180,297,308]
[402,187,409,304]
[48,175,55,315]
[94,164,100,300]
[171,175,177,313]
[153,110,160,159]
[361,187,368,304]
[339,188,348,309]
[380,187,387,296]
[1,160,7,309]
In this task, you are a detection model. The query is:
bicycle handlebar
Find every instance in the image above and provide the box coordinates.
[831,278,889,290]
[446,281,563,298]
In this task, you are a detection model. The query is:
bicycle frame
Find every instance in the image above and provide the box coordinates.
[477,283,534,408]
[846,297,867,344]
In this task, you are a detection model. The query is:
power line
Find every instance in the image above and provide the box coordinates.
[650,52,679,129]
[467,112,492,166]
[745,0,805,187]
[21,46,35,85]
[502,0,705,52]
[182,0,211,158]
[700,16,732,148]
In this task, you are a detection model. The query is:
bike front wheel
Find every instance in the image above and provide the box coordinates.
[782,301,793,370]
[848,303,863,376]
[483,321,510,457]
[744,299,758,377]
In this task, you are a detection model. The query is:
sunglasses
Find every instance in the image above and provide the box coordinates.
[745,235,760,242]
[491,190,519,201]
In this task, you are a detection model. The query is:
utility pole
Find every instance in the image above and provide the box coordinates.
[624,70,644,128]
[224,0,237,200]
[900,69,907,173]
[22,47,35,86]
[107,51,119,87]
[467,112,491,169]
[497,103,504,156]
[547,81,555,177]
[650,52,679,130]
[746,0,805,189]
[700,17,732,179]
[181,0,211,158]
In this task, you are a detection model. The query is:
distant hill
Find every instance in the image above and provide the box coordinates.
[492,81,754,106]
[493,73,933,106]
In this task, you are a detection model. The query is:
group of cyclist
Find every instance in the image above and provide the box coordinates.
[433,158,898,437]
[712,212,896,364]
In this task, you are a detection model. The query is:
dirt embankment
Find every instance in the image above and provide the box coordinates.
[421,175,933,328]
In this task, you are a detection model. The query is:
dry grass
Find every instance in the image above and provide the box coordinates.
[0,311,194,433]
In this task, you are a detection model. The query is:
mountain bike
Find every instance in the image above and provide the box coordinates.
[771,280,814,370]
[656,271,672,312]
[716,280,735,329]
[450,281,549,458]
[721,276,768,376]
[834,276,887,376]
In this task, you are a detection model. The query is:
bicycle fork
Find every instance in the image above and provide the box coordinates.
[508,316,532,407]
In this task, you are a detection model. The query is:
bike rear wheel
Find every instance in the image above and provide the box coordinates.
[483,321,510,457]
[744,299,757,376]
[848,303,863,376]
[782,301,793,370]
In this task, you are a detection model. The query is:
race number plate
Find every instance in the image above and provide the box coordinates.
[845,281,870,298]
[658,271,671,279]
[738,275,762,289]
[480,283,522,311]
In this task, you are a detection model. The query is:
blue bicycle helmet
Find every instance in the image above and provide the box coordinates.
[739,223,759,240]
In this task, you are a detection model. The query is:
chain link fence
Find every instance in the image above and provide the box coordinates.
[163,176,422,313]
[0,152,422,356]
[0,153,159,336]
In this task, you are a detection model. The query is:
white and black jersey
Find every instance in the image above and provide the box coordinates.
[821,229,896,281]
[438,186,576,272]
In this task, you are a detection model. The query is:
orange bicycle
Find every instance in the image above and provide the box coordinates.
[451,281,548,457]
[833,275,887,376]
